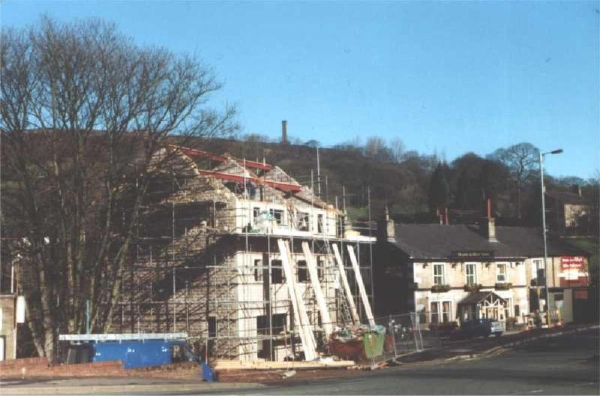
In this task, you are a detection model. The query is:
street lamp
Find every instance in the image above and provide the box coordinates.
[539,148,563,327]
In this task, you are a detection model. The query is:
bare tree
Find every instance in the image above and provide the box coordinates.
[490,142,538,219]
[364,136,393,162]
[0,17,237,362]
[388,137,406,163]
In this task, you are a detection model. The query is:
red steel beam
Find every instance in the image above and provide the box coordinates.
[170,144,274,171]
[263,179,302,192]
[240,159,273,171]
[197,170,302,192]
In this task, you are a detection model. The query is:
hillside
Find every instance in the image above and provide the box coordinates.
[172,136,599,229]
[195,138,433,221]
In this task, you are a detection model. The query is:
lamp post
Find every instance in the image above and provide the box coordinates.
[539,148,563,327]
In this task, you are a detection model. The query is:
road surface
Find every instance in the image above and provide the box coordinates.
[221,329,600,395]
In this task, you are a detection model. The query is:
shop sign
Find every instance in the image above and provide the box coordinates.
[559,256,588,287]
[560,256,584,271]
[451,251,494,260]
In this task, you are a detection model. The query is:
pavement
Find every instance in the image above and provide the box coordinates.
[0,378,266,395]
[395,322,600,364]
[1,323,598,395]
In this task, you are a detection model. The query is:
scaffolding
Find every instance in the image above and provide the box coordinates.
[111,145,377,362]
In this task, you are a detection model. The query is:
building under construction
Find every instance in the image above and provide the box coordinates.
[113,144,376,362]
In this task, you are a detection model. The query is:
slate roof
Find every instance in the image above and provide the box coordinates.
[545,191,591,205]
[392,223,585,260]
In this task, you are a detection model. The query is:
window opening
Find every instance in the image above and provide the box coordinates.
[269,209,285,225]
[433,264,445,285]
[430,302,439,323]
[254,259,262,282]
[297,260,308,282]
[298,212,310,231]
[271,260,283,284]
[496,263,507,283]
[465,263,477,285]
[207,317,216,338]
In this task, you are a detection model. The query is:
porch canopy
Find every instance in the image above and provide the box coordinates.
[458,291,507,321]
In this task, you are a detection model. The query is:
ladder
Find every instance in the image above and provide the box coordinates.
[323,241,353,326]
[316,220,354,328]
[332,243,360,325]
[318,214,358,328]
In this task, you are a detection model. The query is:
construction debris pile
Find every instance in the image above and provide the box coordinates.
[328,324,387,362]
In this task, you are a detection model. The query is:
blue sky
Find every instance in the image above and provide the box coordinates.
[2,1,599,179]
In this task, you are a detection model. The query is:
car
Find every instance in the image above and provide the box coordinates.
[452,318,504,338]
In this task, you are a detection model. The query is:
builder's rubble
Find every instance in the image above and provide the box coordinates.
[328,324,387,362]
[281,370,297,379]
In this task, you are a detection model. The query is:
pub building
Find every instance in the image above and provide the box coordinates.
[377,212,590,328]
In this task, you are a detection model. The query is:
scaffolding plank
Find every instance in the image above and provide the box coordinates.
[331,244,360,324]
[346,245,375,327]
[301,242,334,338]
[58,333,188,342]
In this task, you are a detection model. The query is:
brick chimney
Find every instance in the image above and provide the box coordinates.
[572,185,582,197]
[281,120,288,144]
[481,198,498,242]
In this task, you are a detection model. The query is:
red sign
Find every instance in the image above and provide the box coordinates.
[561,256,584,271]
[559,256,588,287]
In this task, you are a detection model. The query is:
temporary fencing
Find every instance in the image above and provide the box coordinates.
[372,313,425,362]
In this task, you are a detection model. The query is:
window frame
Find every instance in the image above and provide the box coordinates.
[433,263,446,286]
[254,259,262,282]
[269,209,285,225]
[317,256,324,281]
[207,316,217,338]
[532,258,545,282]
[297,212,310,231]
[430,300,452,323]
[496,263,508,283]
[271,259,284,284]
[442,301,452,323]
[465,263,477,286]
[252,207,261,223]
[297,260,308,283]
[430,301,440,324]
